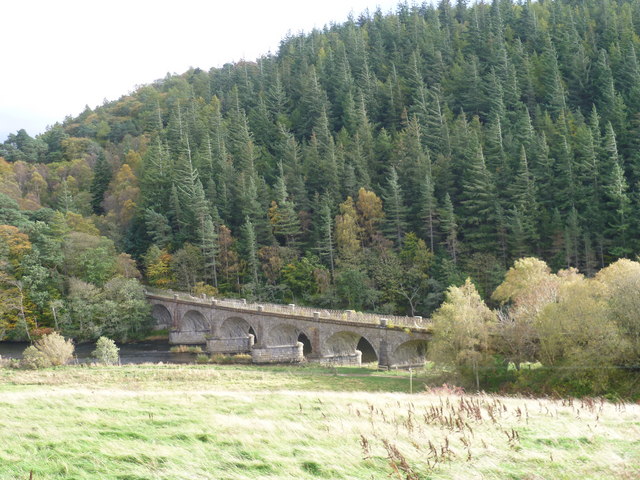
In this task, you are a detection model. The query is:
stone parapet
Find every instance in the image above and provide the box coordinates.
[251,343,303,364]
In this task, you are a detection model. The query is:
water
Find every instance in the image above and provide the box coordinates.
[0,340,201,365]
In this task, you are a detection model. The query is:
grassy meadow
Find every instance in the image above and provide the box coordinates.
[0,364,638,479]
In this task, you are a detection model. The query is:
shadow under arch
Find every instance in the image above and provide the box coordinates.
[297,332,312,356]
[356,336,378,363]
[221,316,256,341]
[151,304,172,329]
[324,331,378,363]
[392,339,428,367]
[181,310,208,332]
[268,323,312,350]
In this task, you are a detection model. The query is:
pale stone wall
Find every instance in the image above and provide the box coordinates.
[251,343,304,363]
[313,350,362,366]
[169,331,207,345]
[207,335,254,354]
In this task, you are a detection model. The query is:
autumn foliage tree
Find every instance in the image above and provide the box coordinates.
[430,279,496,390]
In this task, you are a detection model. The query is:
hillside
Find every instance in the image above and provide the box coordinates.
[1,0,640,316]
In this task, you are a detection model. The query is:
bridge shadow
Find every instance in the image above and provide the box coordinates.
[357,337,378,363]
[298,333,312,356]
[249,326,258,344]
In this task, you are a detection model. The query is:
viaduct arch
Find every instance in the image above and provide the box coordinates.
[146,291,431,368]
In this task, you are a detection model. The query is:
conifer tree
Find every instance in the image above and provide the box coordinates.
[268,163,301,247]
[316,195,336,279]
[383,167,408,247]
[460,136,498,253]
[420,171,438,253]
[90,153,112,215]
[57,179,75,213]
[241,217,259,287]
[440,192,459,264]
[193,180,219,287]
[509,146,539,248]
[144,209,172,249]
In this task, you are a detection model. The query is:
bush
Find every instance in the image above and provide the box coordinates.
[170,345,203,354]
[209,353,252,364]
[92,336,120,365]
[32,332,75,367]
[21,346,52,369]
[233,354,252,364]
[195,353,210,364]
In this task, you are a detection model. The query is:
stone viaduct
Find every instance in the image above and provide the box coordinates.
[146,290,432,368]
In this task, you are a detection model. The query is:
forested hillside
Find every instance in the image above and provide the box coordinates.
[2,0,640,329]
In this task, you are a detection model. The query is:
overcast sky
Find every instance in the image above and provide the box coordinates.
[0,0,405,141]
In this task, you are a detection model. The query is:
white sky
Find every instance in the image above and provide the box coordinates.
[0,0,405,141]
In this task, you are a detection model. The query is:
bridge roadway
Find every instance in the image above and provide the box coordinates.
[146,289,432,368]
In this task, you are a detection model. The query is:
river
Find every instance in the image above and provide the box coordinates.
[0,340,199,364]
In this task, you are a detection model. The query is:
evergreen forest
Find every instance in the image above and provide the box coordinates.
[1,0,640,385]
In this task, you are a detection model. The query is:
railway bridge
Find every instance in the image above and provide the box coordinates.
[146,289,432,368]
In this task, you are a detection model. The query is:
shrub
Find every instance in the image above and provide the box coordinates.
[195,353,210,364]
[29,332,75,367]
[209,354,232,364]
[170,345,203,354]
[21,346,51,369]
[233,354,252,364]
[209,353,252,364]
[92,337,120,365]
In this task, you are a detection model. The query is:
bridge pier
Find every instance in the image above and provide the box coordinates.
[377,339,391,369]
[309,350,362,366]
[251,342,304,363]
[206,334,254,354]
[169,330,209,345]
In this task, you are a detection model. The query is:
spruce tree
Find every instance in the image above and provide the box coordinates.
[90,153,112,215]
[439,192,459,264]
[316,195,336,279]
[269,163,301,247]
[241,217,259,288]
[383,167,408,247]
[460,137,498,253]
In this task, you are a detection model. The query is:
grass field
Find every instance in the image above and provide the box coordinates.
[0,364,638,479]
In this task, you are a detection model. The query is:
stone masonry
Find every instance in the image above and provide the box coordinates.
[147,292,431,368]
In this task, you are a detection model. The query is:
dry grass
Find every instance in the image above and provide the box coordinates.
[168,345,203,354]
[0,364,638,479]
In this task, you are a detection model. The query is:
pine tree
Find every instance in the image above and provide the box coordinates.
[241,217,259,287]
[440,192,459,263]
[383,167,408,247]
[57,179,75,213]
[509,146,539,249]
[193,180,219,287]
[604,156,631,258]
[278,125,309,211]
[269,163,301,247]
[420,171,438,253]
[144,209,172,249]
[90,153,112,215]
[564,206,581,268]
[460,136,498,253]
[316,195,336,279]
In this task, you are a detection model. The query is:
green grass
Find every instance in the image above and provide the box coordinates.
[0,364,638,479]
